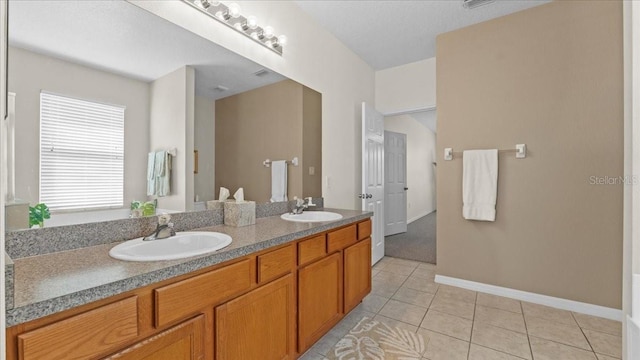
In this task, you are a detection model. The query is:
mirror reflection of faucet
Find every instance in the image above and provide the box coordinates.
[291,196,316,215]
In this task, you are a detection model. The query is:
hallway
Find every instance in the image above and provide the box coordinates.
[385,211,437,264]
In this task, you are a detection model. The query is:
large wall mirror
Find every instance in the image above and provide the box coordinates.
[6,1,322,230]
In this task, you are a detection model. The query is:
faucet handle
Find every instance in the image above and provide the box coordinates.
[158,213,171,225]
[305,197,316,207]
[295,197,305,207]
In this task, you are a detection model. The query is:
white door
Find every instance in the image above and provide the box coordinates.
[362,102,384,265]
[384,131,407,236]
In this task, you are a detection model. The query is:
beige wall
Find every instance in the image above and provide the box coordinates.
[149,66,195,211]
[216,80,320,202]
[129,1,375,210]
[194,96,215,202]
[7,47,150,207]
[437,1,623,308]
[302,86,322,199]
[384,115,436,221]
[375,58,436,114]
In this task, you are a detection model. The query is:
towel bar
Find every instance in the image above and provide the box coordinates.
[263,157,299,167]
[444,144,526,161]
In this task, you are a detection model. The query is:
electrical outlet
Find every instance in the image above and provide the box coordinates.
[325,176,331,190]
[309,166,315,175]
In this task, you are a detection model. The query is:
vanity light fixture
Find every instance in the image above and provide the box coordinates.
[462,0,495,9]
[183,0,286,55]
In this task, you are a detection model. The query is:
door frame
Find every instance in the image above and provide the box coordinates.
[0,0,8,349]
[623,0,640,358]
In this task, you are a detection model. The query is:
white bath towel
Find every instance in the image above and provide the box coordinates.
[462,149,498,221]
[270,160,288,202]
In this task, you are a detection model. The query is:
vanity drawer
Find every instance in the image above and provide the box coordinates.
[327,225,357,253]
[154,259,253,327]
[298,235,327,266]
[258,245,294,284]
[358,219,372,240]
[18,296,138,360]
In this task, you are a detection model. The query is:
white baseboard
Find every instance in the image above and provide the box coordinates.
[407,210,435,224]
[435,275,623,321]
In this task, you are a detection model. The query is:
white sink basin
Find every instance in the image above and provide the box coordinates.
[280,211,343,223]
[109,231,232,262]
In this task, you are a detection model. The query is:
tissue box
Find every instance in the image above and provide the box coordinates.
[224,201,256,227]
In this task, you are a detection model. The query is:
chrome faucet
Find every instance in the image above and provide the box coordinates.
[143,213,176,241]
[291,197,316,214]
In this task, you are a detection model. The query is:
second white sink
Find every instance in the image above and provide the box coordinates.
[109,231,232,262]
[281,211,343,223]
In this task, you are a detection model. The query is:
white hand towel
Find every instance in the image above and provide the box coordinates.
[270,160,288,202]
[462,149,498,221]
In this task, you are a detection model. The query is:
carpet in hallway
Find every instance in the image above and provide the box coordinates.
[384,211,436,264]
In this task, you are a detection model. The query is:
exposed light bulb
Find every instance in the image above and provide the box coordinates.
[215,10,227,20]
[250,31,259,40]
[277,35,287,46]
[195,0,210,10]
[265,39,274,48]
[263,26,274,39]
[246,16,258,30]
[228,3,241,18]
[234,22,243,31]
[211,0,221,5]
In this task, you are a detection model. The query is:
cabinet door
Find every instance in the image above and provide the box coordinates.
[298,252,342,352]
[102,315,204,360]
[216,274,295,360]
[344,238,372,313]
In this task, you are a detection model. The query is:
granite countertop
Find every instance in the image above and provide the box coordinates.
[6,208,372,327]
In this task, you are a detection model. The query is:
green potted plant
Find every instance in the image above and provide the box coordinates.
[29,203,51,228]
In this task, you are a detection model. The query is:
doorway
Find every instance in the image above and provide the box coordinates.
[382,109,437,264]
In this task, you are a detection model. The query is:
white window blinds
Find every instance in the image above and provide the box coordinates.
[40,92,125,211]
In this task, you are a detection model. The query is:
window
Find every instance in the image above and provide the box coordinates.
[40,92,125,211]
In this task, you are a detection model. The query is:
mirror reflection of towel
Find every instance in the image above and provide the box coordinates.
[270,160,288,202]
[146,151,172,197]
[146,152,155,196]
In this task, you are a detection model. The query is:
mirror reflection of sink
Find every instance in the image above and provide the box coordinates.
[280,211,343,223]
[109,232,232,262]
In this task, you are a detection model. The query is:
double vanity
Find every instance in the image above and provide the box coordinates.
[4,207,372,360]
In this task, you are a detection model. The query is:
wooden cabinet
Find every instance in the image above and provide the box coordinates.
[297,235,326,266]
[215,274,295,360]
[257,245,295,284]
[103,315,204,360]
[7,218,373,360]
[154,259,253,328]
[297,252,342,352]
[327,225,357,253]
[17,297,138,360]
[344,238,372,313]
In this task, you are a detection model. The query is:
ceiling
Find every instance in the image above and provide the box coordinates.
[8,1,285,100]
[295,0,551,70]
[8,0,551,99]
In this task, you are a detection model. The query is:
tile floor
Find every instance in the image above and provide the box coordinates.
[299,256,622,360]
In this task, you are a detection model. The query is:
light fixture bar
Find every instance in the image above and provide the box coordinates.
[182,0,285,55]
